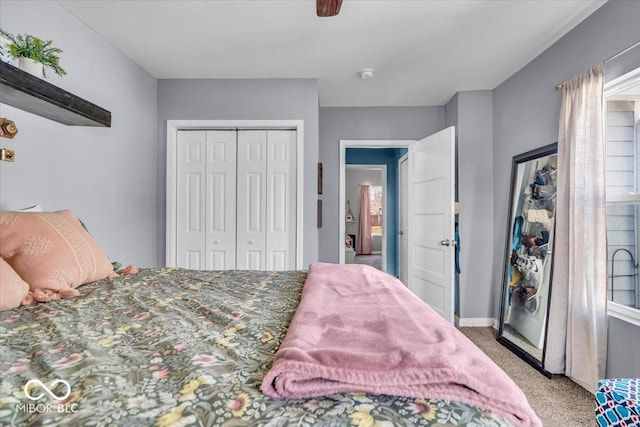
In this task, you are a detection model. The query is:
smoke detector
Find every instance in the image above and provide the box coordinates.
[359,68,375,79]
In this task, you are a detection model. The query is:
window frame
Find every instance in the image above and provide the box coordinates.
[605,196,640,317]
[608,301,640,327]
[369,185,383,236]
[604,66,640,324]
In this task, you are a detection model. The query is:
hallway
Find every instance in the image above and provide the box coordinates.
[353,254,382,271]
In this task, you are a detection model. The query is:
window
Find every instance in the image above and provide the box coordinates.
[605,66,640,325]
[370,185,383,235]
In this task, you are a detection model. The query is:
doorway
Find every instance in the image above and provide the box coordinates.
[339,127,456,323]
[345,165,386,272]
[339,140,411,277]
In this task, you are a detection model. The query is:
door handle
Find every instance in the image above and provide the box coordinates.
[398,230,404,235]
[248,240,255,244]
[440,239,457,247]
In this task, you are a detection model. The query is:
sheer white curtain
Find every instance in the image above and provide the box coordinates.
[546,63,607,391]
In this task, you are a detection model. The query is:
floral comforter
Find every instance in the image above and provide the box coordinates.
[0,268,513,426]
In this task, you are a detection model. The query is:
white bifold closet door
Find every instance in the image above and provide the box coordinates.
[176,130,237,270]
[176,129,296,271]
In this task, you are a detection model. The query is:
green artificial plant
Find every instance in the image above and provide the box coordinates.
[0,29,67,77]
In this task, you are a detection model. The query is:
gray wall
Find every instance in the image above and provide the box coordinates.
[157,79,319,267]
[318,107,444,264]
[0,1,159,266]
[446,91,494,321]
[607,317,640,378]
[492,0,640,377]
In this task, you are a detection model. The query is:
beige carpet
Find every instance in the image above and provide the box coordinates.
[460,327,595,427]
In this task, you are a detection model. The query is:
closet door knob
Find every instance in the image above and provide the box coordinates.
[248,240,255,244]
[213,240,220,244]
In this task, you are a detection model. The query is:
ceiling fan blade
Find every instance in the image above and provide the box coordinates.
[317,0,343,17]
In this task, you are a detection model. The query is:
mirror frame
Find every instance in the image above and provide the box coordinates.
[497,142,557,378]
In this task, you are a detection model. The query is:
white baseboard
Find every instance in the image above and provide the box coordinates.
[457,317,497,328]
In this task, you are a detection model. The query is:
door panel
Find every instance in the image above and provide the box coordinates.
[208,173,227,232]
[266,130,297,270]
[186,173,202,232]
[176,131,206,269]
[186,251,201,269]
[270,251,286,271]
[208,251,227,270]
[246,251,263,270]
[407,127,455,323]
[237,131,267,270]
[271,173,287,231]
[205,131,237,270]
[247,173,263,232]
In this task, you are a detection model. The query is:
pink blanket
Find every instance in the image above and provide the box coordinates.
[262,262,542,427]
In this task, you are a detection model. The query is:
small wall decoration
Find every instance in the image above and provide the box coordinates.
[345,200,354,222]
[0,117,17,162]
[317,199,323,228]
[317,163,323,194]
[0,118,18,138]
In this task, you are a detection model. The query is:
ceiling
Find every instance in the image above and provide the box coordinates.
[60,0,606,107]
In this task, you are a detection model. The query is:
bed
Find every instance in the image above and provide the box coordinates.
[0,210,539,426]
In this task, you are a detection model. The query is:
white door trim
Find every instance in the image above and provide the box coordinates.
[167,120,304,269]
[398,152,409,284]
[345,164,387,271]
[339,140,413,265]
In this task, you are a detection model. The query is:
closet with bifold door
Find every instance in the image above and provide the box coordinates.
[175,129,297,271]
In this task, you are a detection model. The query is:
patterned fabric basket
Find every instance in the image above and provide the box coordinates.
[596,378,640,427]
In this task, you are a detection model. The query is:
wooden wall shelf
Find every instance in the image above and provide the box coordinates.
[0,61,111,127]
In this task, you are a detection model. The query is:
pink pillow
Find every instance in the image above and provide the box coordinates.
[0,258,32,311]
[0,210,117,293]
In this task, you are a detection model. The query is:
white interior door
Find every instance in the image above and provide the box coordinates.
[205,130,237,269]
[266,130,297,270]
[399,154,409,285]
[407,126,455,323]
[237,130,268,270]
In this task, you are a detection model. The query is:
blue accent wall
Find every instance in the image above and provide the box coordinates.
[346,148,407,277]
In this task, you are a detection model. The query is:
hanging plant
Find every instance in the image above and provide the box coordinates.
[0,29,66,77]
